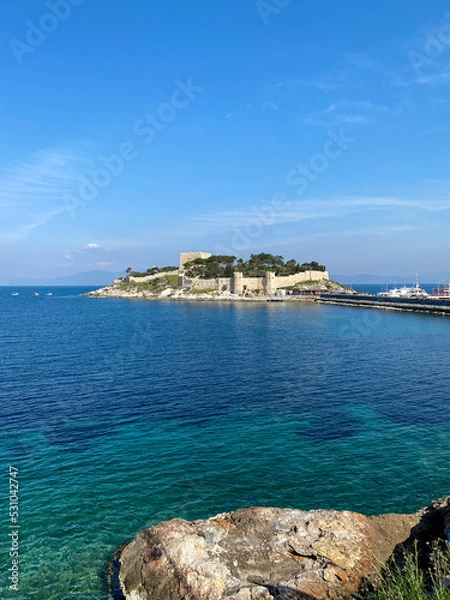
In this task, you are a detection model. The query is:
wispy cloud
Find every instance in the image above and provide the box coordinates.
[63,241,110,265]
[262,100,280,111]
[224,104,252,119]
[136,196,450,243]
[276,76,340,93]
[302,100,390,127]
[269,224,419,247]
[392,64,450,87]
[84,242,103,250]
[0,147,86,244]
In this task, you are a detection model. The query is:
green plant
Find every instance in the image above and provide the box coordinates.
[165,274,179,286]
[370,542,450,600]
[431,543,450,600]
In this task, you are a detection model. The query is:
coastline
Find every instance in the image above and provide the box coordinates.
[83,280,349,303]
[84,289,319,302]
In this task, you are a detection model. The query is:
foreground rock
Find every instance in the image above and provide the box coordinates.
[118,499,450,600]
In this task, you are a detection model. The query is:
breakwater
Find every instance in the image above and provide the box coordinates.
[317,293,450,316]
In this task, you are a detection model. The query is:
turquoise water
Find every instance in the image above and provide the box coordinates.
[1,287,450,599]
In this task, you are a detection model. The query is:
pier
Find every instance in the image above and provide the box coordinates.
[317,293,450,316]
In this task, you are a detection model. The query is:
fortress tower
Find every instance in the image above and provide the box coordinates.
[264,271,276,295]
[179,252,212,271]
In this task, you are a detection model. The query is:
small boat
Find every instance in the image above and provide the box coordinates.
[32,292,39,296]
[45,292,53,296]
[12,292,19,296]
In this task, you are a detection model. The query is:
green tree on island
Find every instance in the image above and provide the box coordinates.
[183,254,326,279]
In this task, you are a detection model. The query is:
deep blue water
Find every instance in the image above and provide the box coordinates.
[1,286,450,599]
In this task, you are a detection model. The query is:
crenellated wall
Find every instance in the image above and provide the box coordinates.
[179,270,329,294]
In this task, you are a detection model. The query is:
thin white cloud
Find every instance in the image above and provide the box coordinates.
[302,100,390,127]
[392,62,450,87]
[262,100,280,111]
[416,70,450,85]
[133,196,450,244]
[277,77,338,92]
[0,147,86,244]
[269,224,419,246]
[65,241,110,264]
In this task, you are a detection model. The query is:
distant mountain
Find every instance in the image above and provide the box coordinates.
[50,270,123,286]
[6,270,123,286]
[332,274,449,284]
[333,274,413,284]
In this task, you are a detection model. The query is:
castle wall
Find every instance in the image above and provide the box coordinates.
[270,270,329,289]
[180,270,329,294]
[126,270,179,283]
[181,277,218,290]
[217,278,233,292]
[239,277,265,293]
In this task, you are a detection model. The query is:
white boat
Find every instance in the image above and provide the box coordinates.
[12,292,19,296]
[45,292,53,296]
[378,272,429,299]
[32,292,39,296]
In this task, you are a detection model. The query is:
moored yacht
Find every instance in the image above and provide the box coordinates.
[378,272,429,299]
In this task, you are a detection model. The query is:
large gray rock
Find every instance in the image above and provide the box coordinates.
[118,501,449,600]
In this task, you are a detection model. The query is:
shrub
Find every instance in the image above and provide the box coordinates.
[370,542,450,600]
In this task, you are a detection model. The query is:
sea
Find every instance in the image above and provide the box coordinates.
[1,284,450,599]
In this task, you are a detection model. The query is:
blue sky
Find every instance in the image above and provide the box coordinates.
[1,0,450,282]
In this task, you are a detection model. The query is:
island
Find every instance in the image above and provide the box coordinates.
[86,252,351,301]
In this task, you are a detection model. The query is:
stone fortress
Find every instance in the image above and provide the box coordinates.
[124,252,329,295]
[179,252,330,295]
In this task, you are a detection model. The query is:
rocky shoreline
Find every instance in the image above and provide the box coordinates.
[84,281,350,303]
[113,497,450,600]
